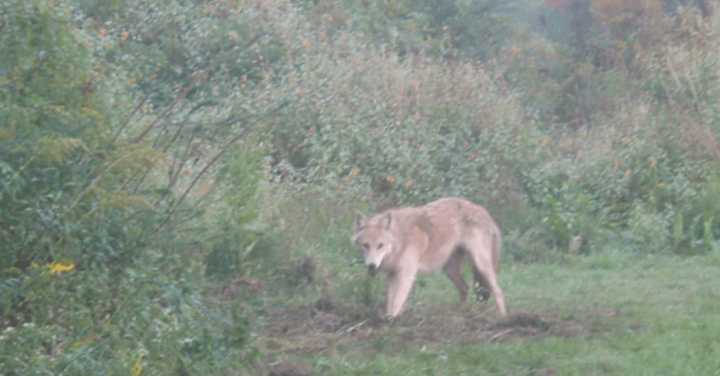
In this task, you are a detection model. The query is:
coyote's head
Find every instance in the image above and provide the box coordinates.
[352,212,396,275]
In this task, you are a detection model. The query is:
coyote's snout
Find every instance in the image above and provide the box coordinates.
[352,197,507,318]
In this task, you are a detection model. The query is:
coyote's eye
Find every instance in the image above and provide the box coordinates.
[362,243,370,250]
[378,243,384,249]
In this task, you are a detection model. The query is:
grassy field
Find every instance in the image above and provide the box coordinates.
[257,250,720,375]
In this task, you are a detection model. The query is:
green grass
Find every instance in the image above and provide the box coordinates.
[267,250,720,375]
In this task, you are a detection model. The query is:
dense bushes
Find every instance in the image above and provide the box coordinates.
[257,2,720,262]
[261,27,539,206]
[1,1,260,373]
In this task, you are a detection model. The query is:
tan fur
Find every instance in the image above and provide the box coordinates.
[353,197,507,318]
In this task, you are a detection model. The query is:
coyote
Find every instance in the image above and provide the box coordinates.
[353,197,507,318]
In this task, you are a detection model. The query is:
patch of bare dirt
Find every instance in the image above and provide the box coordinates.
[268,360,313,376]
[258,296,605,358]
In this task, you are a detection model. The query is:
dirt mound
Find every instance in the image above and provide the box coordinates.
[259,299,600,357]
[487,312,552,341]
[268,361,313,376]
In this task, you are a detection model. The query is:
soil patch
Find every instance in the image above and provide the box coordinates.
[259,297,603,357]
[268,361,313,376]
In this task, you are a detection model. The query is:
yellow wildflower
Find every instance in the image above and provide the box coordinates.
[48,261,75,274]
[131,353,145,376]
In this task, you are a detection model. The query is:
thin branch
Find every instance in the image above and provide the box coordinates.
[155,100,217,151]
[113,94,148,143]
[133,85,193,144]
[130,30,269,146]
[151,126,250,234]
[68,152,141,212]
[160,121,205,207]
[130,166,153,195]
[168,131,197,187]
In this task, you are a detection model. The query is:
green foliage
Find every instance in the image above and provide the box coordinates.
[1,1,261,373]
[335,0,524,60]
[204,146,272,280]
[264,29,544,210]
[1,249,258,375]
[672,173,720,254]
[0,0,138,272]
[259,0,720,261]
[520,116,715,255]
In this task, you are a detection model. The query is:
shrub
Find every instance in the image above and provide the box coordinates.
[1,1,261,373]
[264,26,547,211]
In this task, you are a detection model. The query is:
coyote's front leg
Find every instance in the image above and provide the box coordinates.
[386,262,418,318]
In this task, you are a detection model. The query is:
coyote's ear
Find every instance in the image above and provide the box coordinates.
[381,212,392,229]
[354,214,366,231]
